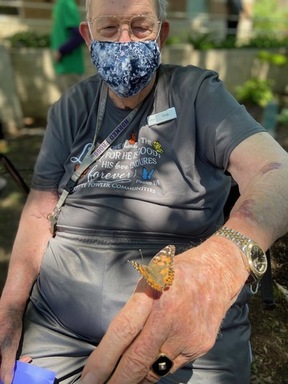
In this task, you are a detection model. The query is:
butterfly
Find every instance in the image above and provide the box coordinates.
[128,131,137,145]
[153,140,164,154]
[129,245,175,292]
[142,167,155,181]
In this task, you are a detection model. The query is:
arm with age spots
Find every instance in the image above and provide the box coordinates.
[81,132,288,384]
[0,190,58,384]
[226,132,288,248]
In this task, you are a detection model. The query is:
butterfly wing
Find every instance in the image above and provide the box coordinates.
[130,245,175,292]
[149,245,175,290]
[142,167,155,181]
[153,140,164,154]
[142,167,148,180]
[129,261,163,291]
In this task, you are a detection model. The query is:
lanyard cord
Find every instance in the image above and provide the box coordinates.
[48,82,143,235]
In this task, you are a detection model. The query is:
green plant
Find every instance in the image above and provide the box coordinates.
[241,35,288,49]
[257,50,287,66]
[253,0,288,39]
[235,44,287,110]
[165,35,185,46]
[5,31,50,48]
[235,78,274,108]
[187,32,215,50]
[183,32,288,51]
[277,108,288,125]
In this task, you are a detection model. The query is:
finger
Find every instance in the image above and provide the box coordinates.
[19,356,33,364]
[82,280,156,384]
[105,290,175,383]
[142,353,192,384]
[107,271,200,384]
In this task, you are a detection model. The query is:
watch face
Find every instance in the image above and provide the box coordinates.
[250,244,267,275]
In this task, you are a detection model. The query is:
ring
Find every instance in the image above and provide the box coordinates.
[151,353,174,377]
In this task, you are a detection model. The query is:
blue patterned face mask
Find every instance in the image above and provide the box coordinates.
[90,40,160,98]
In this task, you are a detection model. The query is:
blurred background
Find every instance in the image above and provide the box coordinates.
[0,0,288,134]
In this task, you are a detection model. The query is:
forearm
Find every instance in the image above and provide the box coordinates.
[227,176,288,250]
[0,190,58,311]
[59,27,84,56]
[227,143,288,250]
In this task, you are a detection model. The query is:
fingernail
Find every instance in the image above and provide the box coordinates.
[81,372,98,384]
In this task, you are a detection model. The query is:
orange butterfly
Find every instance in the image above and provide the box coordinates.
[129,245,175,292]
[128,131,137,145]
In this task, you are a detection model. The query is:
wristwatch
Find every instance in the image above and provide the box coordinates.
[214,227,268,285]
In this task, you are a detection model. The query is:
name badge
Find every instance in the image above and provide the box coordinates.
[147,107,177,126]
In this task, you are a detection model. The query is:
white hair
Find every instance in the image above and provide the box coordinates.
[85,0,168,20]
[156,0,168,20]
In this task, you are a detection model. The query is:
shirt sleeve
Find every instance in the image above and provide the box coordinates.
[31,76,102,191]
[58,27,84,55]
[194,70,265,170]
[31,91,81,190]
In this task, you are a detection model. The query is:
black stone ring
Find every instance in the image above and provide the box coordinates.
[151,353,174,377]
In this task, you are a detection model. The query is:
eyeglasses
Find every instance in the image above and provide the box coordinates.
[88,15,161,42]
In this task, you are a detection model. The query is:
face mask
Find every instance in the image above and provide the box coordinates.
[90,40,160,98]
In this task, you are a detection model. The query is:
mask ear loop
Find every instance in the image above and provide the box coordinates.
[87,20,95,48]
[155,21,162,42]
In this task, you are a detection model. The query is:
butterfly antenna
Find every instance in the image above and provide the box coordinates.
[139,249,144,261]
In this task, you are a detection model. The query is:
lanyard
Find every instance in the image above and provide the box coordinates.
[48,83,142,236]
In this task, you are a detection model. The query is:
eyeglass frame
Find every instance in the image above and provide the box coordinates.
[87,14,162,42]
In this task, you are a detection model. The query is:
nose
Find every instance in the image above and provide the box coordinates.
[118,25,132,42]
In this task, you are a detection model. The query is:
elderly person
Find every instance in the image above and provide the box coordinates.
[0,1,288,384]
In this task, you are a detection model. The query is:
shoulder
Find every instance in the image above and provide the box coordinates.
[47,75,102,137]
[157,64,223,102]
[159,64,218,82]
[158,64,220,91]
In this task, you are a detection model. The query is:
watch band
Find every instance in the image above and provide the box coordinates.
[214,226,267,285]
[215,227,253,250]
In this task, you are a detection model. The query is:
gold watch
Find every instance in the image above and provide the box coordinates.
[214,227,268,285]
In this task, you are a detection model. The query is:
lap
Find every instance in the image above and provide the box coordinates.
[20,291,251,384]
[20,301,93,383]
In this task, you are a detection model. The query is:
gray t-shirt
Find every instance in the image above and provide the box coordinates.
[29,64,265,341]
[32,64,264,239]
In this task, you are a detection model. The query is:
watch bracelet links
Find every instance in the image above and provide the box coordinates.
[214,226,258,284]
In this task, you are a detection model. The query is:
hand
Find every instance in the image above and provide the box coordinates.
[53,50,62,62]
[0,307,23,384]
[81,241,244,384]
